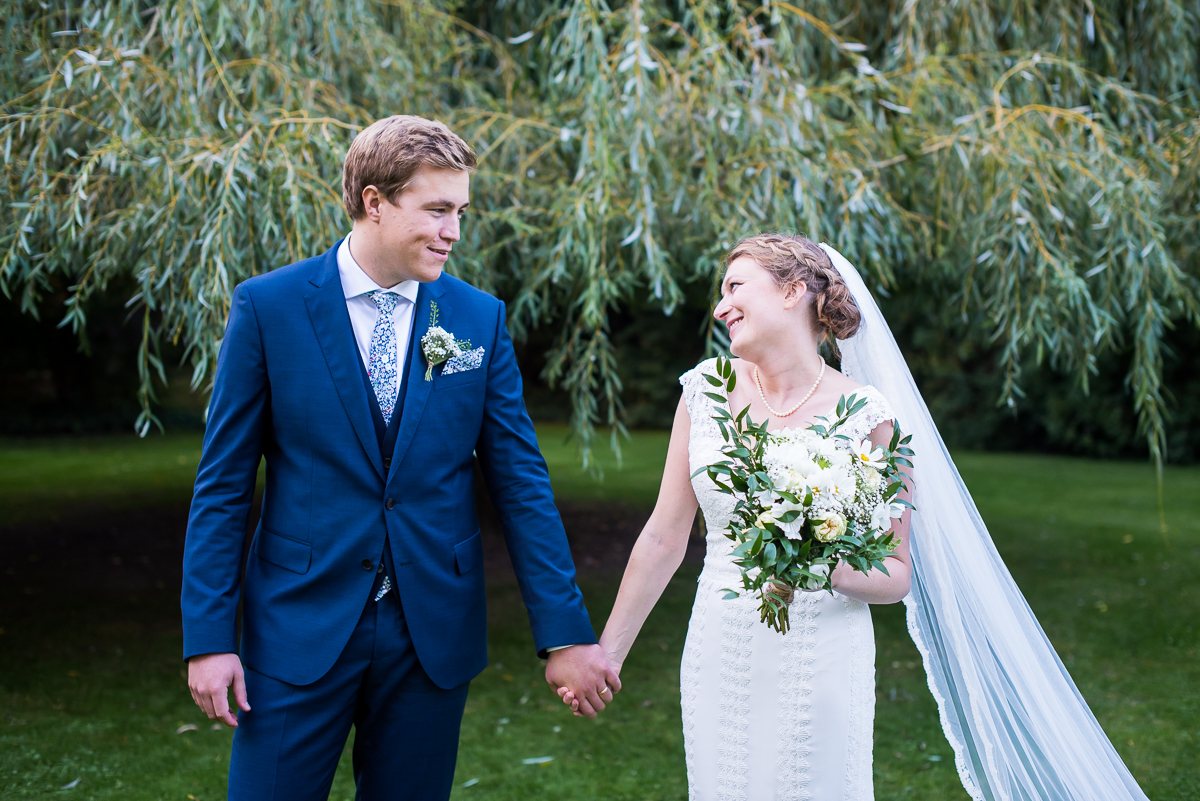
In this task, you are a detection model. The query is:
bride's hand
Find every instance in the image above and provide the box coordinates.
[558,648,622,716]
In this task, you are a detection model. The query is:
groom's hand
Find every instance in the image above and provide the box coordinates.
[545,644,621,719]
[188,652,250,727]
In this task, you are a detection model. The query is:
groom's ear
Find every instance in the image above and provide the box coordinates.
[360,185,386,223]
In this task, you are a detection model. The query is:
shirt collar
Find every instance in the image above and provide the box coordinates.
[336,233,420,304]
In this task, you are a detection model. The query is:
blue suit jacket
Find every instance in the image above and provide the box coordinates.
[181,241,596,688]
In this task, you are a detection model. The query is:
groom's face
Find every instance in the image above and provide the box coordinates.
[379,165,471,283]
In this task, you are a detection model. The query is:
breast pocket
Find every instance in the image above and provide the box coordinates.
[434,368,486,392]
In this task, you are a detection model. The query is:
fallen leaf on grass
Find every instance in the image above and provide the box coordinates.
[522,756,554,765]
[211,723,223,731]
[60,778,81,789]
[176,724,199,734]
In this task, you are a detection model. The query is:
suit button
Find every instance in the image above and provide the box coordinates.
[362,559,373,571]
[385,498,395,510]
[383,457,391,470]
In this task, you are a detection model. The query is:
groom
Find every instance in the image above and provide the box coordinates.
[182,115,619,800]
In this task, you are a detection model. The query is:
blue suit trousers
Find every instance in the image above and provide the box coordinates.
[228,575,470,801]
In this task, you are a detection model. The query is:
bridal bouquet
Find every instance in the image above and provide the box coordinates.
[693,357,914,634]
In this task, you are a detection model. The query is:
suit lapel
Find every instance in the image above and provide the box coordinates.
[388,281,448,478]
[304,242,385,479]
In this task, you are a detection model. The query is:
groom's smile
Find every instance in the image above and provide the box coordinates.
[352,164,471,287]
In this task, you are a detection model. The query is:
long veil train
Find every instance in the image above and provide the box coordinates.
[820,243,1150,801]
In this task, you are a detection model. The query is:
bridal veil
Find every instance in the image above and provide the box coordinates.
[820,243,1150,801]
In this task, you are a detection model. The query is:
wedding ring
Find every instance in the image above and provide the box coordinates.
[599,685,612,695]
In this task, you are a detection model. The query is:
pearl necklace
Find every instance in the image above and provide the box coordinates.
[753,359,825,418]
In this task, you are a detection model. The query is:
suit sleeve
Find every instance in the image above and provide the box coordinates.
[181,283,269,661]
[475,300,597,656]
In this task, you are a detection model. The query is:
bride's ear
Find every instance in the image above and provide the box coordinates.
[782,280,808,310]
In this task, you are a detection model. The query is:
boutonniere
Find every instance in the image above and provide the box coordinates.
[420,301,471,381]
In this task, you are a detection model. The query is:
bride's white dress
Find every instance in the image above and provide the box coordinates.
[679,358,896,801]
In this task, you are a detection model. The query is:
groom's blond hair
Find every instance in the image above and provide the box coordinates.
[342,115,477,220]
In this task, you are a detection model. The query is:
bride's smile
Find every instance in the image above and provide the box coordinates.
[714,255,808,361]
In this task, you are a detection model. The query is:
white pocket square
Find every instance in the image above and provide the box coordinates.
[441,346,485,376]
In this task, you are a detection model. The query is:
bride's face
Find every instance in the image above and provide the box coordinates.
[714,256,804,359]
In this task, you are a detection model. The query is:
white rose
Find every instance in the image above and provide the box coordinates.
[812,512,847,542]
[862,468,882,491]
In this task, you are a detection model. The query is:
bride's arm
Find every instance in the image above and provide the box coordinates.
[598,395,700,673]
[830,419,913,605]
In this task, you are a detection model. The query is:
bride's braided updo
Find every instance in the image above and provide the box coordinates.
[725,233,861,343]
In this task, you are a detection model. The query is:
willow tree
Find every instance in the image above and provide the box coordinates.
[2,0,1197,468]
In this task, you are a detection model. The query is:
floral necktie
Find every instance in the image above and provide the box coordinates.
[367,290,401,601]
[367,290,401,426]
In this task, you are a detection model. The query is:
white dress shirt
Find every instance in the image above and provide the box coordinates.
[337,233,420,379]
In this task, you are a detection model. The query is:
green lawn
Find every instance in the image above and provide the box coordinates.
[0,433,206,525]
[1,432,1197,799]
[0,426,665,523]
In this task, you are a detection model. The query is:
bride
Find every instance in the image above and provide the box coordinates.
[559,233,1151,801]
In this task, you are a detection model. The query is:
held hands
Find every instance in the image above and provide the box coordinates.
[554,646,623,717]
[187,652,250,727]
[544,644,621,719]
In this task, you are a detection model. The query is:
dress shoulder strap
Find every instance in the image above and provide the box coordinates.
[678,357,724,439]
